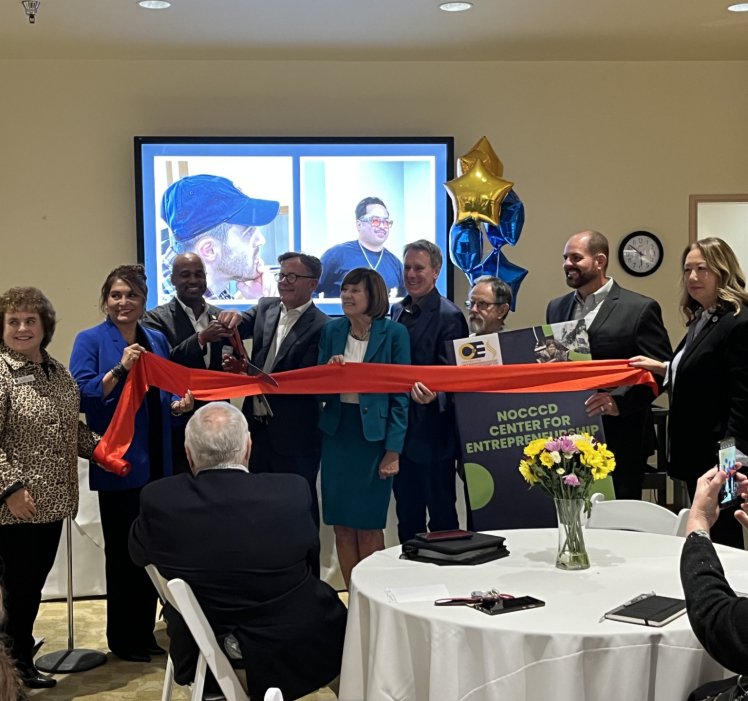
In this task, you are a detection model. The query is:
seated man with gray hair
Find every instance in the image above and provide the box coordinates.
[129,403,346,700]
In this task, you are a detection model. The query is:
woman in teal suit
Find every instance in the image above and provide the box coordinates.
[318,268,410,587]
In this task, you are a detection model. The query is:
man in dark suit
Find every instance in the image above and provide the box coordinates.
[143,253,233,473]
[546,230,672,499]
[129,403,347,701]
[228,251,329,528]
[391,239,469,542]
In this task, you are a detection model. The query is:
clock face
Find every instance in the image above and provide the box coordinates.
[618,231,663,277]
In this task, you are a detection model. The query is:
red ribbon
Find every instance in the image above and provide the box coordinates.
[91,353,656,476]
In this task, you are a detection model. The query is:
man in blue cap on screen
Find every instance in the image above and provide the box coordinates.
[162,174,280,300]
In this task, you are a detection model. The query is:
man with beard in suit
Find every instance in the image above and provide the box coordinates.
[546,230,671,499]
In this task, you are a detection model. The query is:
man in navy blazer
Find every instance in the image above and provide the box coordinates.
[143,253,234,473]
[229,252,329,528]
[391,240,469,542]
[129,403,346,701]
[546,230,672,499]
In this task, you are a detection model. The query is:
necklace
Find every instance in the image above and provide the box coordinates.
[358,240,384,271]
[349,325,371,341]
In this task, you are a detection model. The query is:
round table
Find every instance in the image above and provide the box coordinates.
[339,529,739,701]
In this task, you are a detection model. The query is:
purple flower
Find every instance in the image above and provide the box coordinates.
[563,473,580,487]
[557,436,578,453]
[545,436,578,454]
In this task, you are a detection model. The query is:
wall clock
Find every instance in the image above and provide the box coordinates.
[618,230,664,277]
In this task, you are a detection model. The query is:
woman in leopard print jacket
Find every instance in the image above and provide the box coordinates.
[0,286,98,689]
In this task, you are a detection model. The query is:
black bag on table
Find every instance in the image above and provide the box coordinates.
[400,532,509,566]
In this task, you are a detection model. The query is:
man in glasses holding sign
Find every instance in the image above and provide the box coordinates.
[317,197,405,299]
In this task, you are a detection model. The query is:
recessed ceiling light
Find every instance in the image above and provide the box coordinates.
[727,2,748,10]
[139,0,171,9]
[439,2,473,12]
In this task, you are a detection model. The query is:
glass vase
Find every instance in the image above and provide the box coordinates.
[554,498,590,570]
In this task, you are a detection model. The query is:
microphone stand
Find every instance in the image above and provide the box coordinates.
[36,516,107,673]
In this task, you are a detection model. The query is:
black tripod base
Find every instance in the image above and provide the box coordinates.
[35,648,107,673]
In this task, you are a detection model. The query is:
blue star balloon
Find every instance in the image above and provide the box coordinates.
[448,218,484,274]
[468,249,528,312]
[485,189,525,248]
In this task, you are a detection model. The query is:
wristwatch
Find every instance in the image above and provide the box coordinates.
[689,529,711,541]
[111,363,128,381]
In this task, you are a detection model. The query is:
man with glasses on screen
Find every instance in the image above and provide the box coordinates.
[161,174,280,301]
[221,252,329,532]
[316,196,405,299]
[466,275,512,335]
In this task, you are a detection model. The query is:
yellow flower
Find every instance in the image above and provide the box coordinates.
[539,451,555,468]
[591,454,615,479]
[519,459,539,485]
[524,438,547,458]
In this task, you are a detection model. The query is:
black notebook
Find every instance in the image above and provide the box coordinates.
[604,594,686,627]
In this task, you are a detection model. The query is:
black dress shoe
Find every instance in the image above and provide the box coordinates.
[110,649,151,663]
[18,665,57,689]
[146,644,166,656]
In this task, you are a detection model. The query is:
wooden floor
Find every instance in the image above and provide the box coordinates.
[29,598,340,700]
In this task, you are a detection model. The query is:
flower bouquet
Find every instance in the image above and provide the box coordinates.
[519,434,615,570]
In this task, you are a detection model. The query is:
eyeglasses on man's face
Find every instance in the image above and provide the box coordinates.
[465,299,502,312]
[275,272,317,284]
[358,216,394,229]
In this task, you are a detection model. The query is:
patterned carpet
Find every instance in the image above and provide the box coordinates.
[30,598,340,700]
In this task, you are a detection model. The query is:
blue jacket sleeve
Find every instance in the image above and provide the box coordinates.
[70,328,120,413]
[384,323,411,454]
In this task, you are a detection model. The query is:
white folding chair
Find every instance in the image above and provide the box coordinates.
[674,508,691,537]
[165,578,250,701]
[145,565,249,701]
[586,497,689,537]
[145,564,176,701]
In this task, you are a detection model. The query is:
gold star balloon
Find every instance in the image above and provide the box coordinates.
[458,136,504,177]
[444,161,513,227]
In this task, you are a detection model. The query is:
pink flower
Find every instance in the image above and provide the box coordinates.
[557,436,578,453]
[563,473,580,487]
[545,437,578,454]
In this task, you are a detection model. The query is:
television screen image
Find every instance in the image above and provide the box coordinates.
[135,137,454,316]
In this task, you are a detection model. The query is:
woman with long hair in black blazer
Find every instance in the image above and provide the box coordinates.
[631,237,748,547]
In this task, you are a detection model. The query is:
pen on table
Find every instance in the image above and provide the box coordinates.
[598,591,656,623]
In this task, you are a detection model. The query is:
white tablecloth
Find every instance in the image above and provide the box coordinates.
[340,529,739,701]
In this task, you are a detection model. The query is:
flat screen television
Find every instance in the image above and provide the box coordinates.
[135,136,454,315]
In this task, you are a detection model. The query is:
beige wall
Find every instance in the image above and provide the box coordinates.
[1,59,747,362]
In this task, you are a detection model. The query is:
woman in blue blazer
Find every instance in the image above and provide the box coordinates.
[318,268,410,587]
[71,264,192,662]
